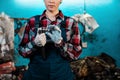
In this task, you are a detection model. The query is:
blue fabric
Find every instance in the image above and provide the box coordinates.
[22,51,74,80]
[22,26,74,80]
[14,34,29,66]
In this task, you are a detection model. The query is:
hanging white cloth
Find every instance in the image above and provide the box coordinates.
[0,12,14,49]
[72,13,99,33]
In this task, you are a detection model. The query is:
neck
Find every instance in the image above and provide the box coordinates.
[45,10,59,21]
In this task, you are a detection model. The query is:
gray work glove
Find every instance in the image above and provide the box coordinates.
[46,25,62,44]
[34,28,46,47]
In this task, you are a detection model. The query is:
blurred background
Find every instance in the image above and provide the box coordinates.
[0,0,120,67]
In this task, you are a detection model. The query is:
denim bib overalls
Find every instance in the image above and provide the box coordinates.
[22,16,74,80]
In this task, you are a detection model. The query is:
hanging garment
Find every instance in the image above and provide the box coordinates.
[72,13,99,33]
[79,13,99,33]
[0,12,15,80]
[0,12,14,65]
[14,19,29,66]
[0,12,14,49]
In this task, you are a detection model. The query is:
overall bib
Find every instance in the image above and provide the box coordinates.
[22,16,74,80]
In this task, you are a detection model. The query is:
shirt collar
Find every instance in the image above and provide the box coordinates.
[40,10,64,21]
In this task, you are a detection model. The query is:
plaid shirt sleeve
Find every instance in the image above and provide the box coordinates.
[56,18,82,60]
[18,17,36,58]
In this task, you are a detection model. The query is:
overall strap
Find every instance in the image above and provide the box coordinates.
[34,15,46,60]
[59,16,69,42]
[60,16,68,28]
[34,15,41,28]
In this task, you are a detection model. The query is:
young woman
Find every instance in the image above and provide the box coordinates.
[19,0,82,80]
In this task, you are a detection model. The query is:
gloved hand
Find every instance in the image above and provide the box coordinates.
[34,28,46,47]
[46,25,62,44]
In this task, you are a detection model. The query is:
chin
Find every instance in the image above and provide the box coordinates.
[47,8,55,12]
[48,8,54,11]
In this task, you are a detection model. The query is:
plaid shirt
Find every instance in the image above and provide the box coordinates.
[19,10,82,60]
